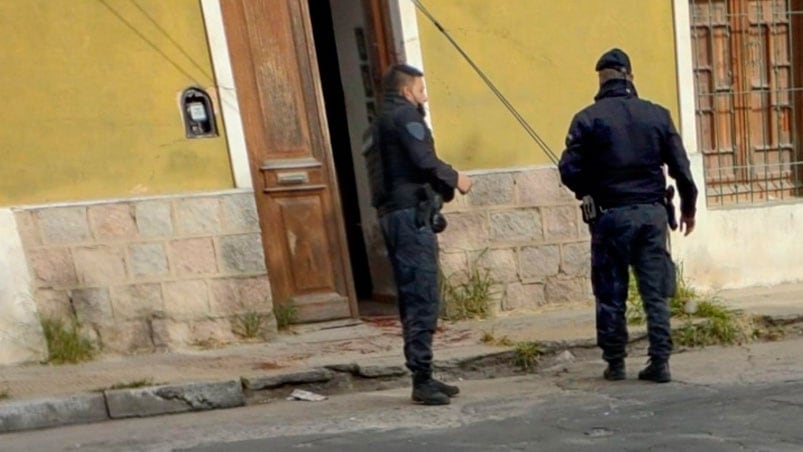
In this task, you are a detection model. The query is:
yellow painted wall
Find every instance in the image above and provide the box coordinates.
[0,0,233,206]
[418,0,680,169]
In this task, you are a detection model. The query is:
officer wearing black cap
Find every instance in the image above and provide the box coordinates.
[372,64,472,405]
[559,48,698,383]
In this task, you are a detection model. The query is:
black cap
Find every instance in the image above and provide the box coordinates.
[595,48,632,74]
[391,64,424,77]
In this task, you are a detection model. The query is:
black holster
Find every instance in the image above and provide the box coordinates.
[665,185,678,231]
[415,186,447,233]
[580,195,600,224]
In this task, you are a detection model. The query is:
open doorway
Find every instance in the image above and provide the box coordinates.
[307,0,397,318]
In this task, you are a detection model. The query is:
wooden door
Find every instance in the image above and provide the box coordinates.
[221,0,357,322]
[362,0,397,103]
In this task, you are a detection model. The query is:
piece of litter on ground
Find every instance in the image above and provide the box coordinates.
[555,350,576,363]
[585,427,613,437]
[286,389,328,402]
[319,321,363,330]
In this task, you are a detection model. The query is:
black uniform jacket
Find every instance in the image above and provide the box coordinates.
[376,93,458,214]
[559,79,698,217]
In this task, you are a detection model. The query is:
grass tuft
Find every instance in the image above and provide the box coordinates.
[439,250,500,321]
[626,263,755,347]
[480,329,513,347]
[41,317,95,364]
[233,311,272,339]
[513,341,544,372]
[273,301,298,330]
[104,379,155,391]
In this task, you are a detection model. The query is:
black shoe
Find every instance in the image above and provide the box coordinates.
[638,359,671,383]
[603,359,626,381]
[412,379,451,405]
[431,378,460,397]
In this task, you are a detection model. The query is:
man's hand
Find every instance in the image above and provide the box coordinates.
[679,215,695,236]
[456,172,473,195]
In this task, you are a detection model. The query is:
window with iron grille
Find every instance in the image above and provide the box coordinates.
[691,0,803,206]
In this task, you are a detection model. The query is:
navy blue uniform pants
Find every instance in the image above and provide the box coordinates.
[590,203,674,362]
[380,208,440,376]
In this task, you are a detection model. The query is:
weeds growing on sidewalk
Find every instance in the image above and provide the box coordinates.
[673,311,755,347]
[234,310,272,339]
[514,341,544,371]
[439,250,500,321]
[480,329,513,346]
[41,317,95,364]
[274,300,298,330]
[101,379,156,391]
[626,264,756,346]
[0,388,9,400]
[626,264,694,324]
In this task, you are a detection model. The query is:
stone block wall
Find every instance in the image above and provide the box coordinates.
[13,190,275,354]
[438,167,593,312]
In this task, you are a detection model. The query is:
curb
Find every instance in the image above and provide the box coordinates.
[0,345,584,434]
[2,312,802,435]
[0,350,527,434]
[0,380,246,434]
[105,379,244,419]
[0,393,107,433]
[0,362,424,434]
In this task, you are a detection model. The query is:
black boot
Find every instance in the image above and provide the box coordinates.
[431,378,460,397]
[603,359,626,381]
[412,373,450,405]
[638,358,671,383]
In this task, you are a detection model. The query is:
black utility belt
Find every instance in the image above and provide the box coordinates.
[380,192,448,234]
[580,194,675,227]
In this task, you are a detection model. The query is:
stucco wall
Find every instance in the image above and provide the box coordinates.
[671,156,803,291]
[0,209,47,365]
[0,0,233,206]
[417,0,679,170]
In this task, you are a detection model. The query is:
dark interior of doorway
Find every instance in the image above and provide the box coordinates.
[309,0,393,316]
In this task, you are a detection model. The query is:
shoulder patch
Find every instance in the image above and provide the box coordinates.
[404,122,426,141]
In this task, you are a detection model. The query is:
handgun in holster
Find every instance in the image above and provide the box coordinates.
[665,185,678,231]
[415,186,447,233]
[580,195,599,224]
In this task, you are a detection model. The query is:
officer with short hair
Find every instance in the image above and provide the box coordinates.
[559,48,698,383]
[373,64,472,405]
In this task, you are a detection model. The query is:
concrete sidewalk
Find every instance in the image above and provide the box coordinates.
[1,282,801,434]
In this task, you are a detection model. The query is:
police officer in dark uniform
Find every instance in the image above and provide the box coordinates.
[373,64,472,405]
[558,49,698,383]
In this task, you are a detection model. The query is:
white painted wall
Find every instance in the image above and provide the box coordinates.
[672,0,698,155]
[0,209,47,365]
[329,0,396,298]
[200,0,253,189]
[388,0,425,73]
[387,0,433,126]
[671,156,803,291]
[670,0,803,291]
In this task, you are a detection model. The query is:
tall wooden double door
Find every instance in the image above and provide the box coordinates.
[221,0,359,322]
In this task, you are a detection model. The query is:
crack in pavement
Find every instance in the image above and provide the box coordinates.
[669,379,722,394]
[766,397,803,408]
[154,388,216,409]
